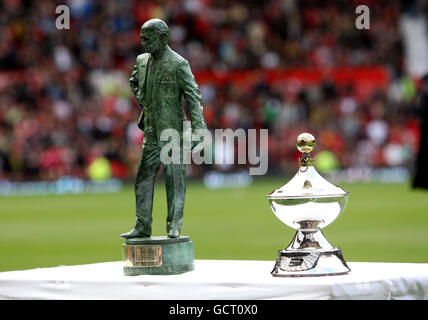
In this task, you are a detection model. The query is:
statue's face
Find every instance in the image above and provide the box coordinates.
[140,28,162,54]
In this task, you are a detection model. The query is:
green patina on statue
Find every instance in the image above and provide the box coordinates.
[120,19,207,240]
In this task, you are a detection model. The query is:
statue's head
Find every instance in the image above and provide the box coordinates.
[140,19,169,55]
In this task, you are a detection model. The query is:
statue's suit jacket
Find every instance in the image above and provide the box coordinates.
[129,46,206,148]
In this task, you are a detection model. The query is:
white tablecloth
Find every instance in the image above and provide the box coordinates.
[0,260,427,300]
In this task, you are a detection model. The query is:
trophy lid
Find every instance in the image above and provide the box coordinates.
[266,133,348,199]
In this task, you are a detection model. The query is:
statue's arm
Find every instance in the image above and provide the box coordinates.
[177,60,207,130]
[129,60,141,108]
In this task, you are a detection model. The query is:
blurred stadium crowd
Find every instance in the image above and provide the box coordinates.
[0,0,426,181]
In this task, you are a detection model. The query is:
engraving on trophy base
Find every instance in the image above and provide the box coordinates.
[271,248,351,277]
[279,251,320,271]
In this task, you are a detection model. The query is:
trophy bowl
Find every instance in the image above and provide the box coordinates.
[266,133,351,277]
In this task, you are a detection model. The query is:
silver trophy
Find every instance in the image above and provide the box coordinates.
[266,133,351,277]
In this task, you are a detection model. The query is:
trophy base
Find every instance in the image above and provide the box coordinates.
[122,236,194,276]
[271,248,351,277]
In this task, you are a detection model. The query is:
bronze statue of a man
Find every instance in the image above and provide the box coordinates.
[120,19,207,239]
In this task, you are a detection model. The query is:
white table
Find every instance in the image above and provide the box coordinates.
[0,260,427,300]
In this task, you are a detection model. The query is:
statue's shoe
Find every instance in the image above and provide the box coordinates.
[167,227,180,238]
[120,228,150,239]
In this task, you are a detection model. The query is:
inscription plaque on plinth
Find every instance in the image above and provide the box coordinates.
[122,236,194,275]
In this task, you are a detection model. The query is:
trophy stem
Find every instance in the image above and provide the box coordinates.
[286,224,335,251]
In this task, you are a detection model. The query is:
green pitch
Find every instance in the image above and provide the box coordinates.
[0,178,427,272]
